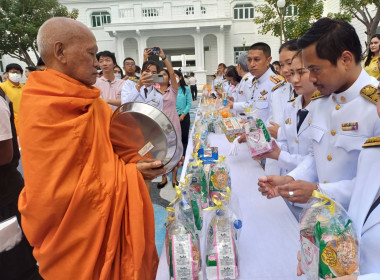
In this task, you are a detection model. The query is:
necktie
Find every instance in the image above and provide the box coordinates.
[297,109,308,133]
[144,88,148,99]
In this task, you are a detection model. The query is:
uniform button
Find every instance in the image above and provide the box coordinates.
[327,155,332,161]
[295,138,299,143]
[341,96,346,102]
[331,130,336,136]
[335,104,341,110]
[308,119,311,125]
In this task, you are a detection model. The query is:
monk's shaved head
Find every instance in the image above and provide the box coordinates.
[36,17,99,86]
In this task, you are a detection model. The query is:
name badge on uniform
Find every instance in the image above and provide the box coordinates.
[258,96,267,101]
[341,122,358,131]
[285,118,292,125]
[152,99,159,104]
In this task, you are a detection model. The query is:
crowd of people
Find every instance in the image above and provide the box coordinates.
[0,15,379,280]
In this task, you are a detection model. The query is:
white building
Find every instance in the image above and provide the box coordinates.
[2,0,378,85]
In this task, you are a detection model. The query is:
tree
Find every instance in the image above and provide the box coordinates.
[0,0,78,66]
[328,0,380,55]
[253,0,325,42]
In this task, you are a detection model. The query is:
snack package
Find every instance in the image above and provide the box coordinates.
[166,207,202,280]
[209,156,231,206]
[200,163,211,208]
[244,118,273,157]
[198,147,218,165]
[300,191,360,279]
[205,196,242,280]
[185,162,204,231]
[220,117,243,142]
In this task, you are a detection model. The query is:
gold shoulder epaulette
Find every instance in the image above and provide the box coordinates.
[288,97,296,102]
[311,91,325,100]
[272,80,286,92]
[270,74,285,84]
[360,85,378,104]
[362,137,380,148]
[128,77,139,83]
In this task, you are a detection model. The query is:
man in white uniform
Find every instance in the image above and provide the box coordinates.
[258,18,380,210]
[232,52,253,112]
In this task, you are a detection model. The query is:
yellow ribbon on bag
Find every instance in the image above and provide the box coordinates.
[204,195,223,211]
[189,159,203,167]
[169,185,183,206]
[166,207,176,221]
[215,155,226,164]
[311,190,336,215]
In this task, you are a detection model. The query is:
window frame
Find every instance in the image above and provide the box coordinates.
[91,11,111,28]
[233,3,254,20]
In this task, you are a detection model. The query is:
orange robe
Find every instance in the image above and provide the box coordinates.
[18,69,158,279]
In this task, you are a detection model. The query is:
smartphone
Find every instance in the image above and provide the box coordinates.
[146,47,160,56]
[151,74,164,83]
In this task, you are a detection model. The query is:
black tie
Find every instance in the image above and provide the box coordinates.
[297,109,308,133]
[144,88,148,99]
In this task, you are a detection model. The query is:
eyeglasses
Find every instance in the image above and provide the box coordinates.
[124,63,135,66]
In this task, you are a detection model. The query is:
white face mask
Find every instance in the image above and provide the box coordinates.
[176,77,180,83]
[9,73,22,83]
[115,74,122,79]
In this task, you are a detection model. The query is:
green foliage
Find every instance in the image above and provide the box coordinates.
[254,0,325,42]
[0,0,78,66]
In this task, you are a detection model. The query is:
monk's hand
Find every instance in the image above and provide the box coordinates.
[267,121,280,139]
[277,180,317,203]
[257,175,294,199]
[137,158,165,180]
[253,141,281,161]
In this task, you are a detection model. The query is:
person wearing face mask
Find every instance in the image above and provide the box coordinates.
[113,65,124,80]
[0,64,24,134]
[93,51,124,111]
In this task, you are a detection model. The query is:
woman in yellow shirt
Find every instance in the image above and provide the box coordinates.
[364,34,380,79]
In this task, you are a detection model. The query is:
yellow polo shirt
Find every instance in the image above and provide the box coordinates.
[364,56,380,79]
[0,80,24,133]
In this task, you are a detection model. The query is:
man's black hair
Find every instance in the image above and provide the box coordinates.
[218,63,227,69]
[96,51,117,65]
[37,57,45,67]
[135,65,141,73]
[279,39,299,54]
[123,57,135,65]
[26,66,37,72]
[297,17,362,65]
[249,42,271,58]
[190,72,195,77]
[6,63,23,74]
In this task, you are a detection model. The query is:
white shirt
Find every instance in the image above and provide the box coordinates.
[348,144,380,279]
[235,72,254,103]
[277,95,313,175]
[120,79,163,110]
[188,76,197,86]
[0,96,12,142]
[288,69,380,209]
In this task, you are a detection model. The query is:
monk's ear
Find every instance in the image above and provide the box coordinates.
[53,42,67,64]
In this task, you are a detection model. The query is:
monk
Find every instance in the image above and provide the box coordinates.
[18,17,165,279]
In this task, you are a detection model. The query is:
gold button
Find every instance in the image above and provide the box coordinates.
[332,96,336,102]
[341,96,346,102]
[335,104,341,110]
[308,119,311,125]
[295,138,299,143]
[327,155,332,161]
[323,181,328,184]
[331,130,336,136]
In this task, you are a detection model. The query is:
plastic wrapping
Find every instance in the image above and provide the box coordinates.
[244,118,273,157]
[0,216,22,253]
[205,195,242,280]
[299,191,359,279]
[209,156,231,207]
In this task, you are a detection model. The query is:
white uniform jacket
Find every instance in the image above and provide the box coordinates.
[288,69,380,209]
[233,72,254,105]
[276,95,313,175]
[348,140,380,279]
[120,79,163,110]
[234,68,288,124]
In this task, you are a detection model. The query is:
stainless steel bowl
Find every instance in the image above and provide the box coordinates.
[110,102,182,175]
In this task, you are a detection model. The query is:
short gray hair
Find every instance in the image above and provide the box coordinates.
[237,52,249,72]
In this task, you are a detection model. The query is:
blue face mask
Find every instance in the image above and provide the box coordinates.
[136,73,141,78]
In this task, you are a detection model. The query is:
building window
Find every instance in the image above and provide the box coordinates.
[234,47,247,64]
[185,6,194,15]
[377,25,380,33]
[233,4,254,20]
[91,11,111,27]
[142,8,159,17]
[201,6,206,14]
[285,5,298,17]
